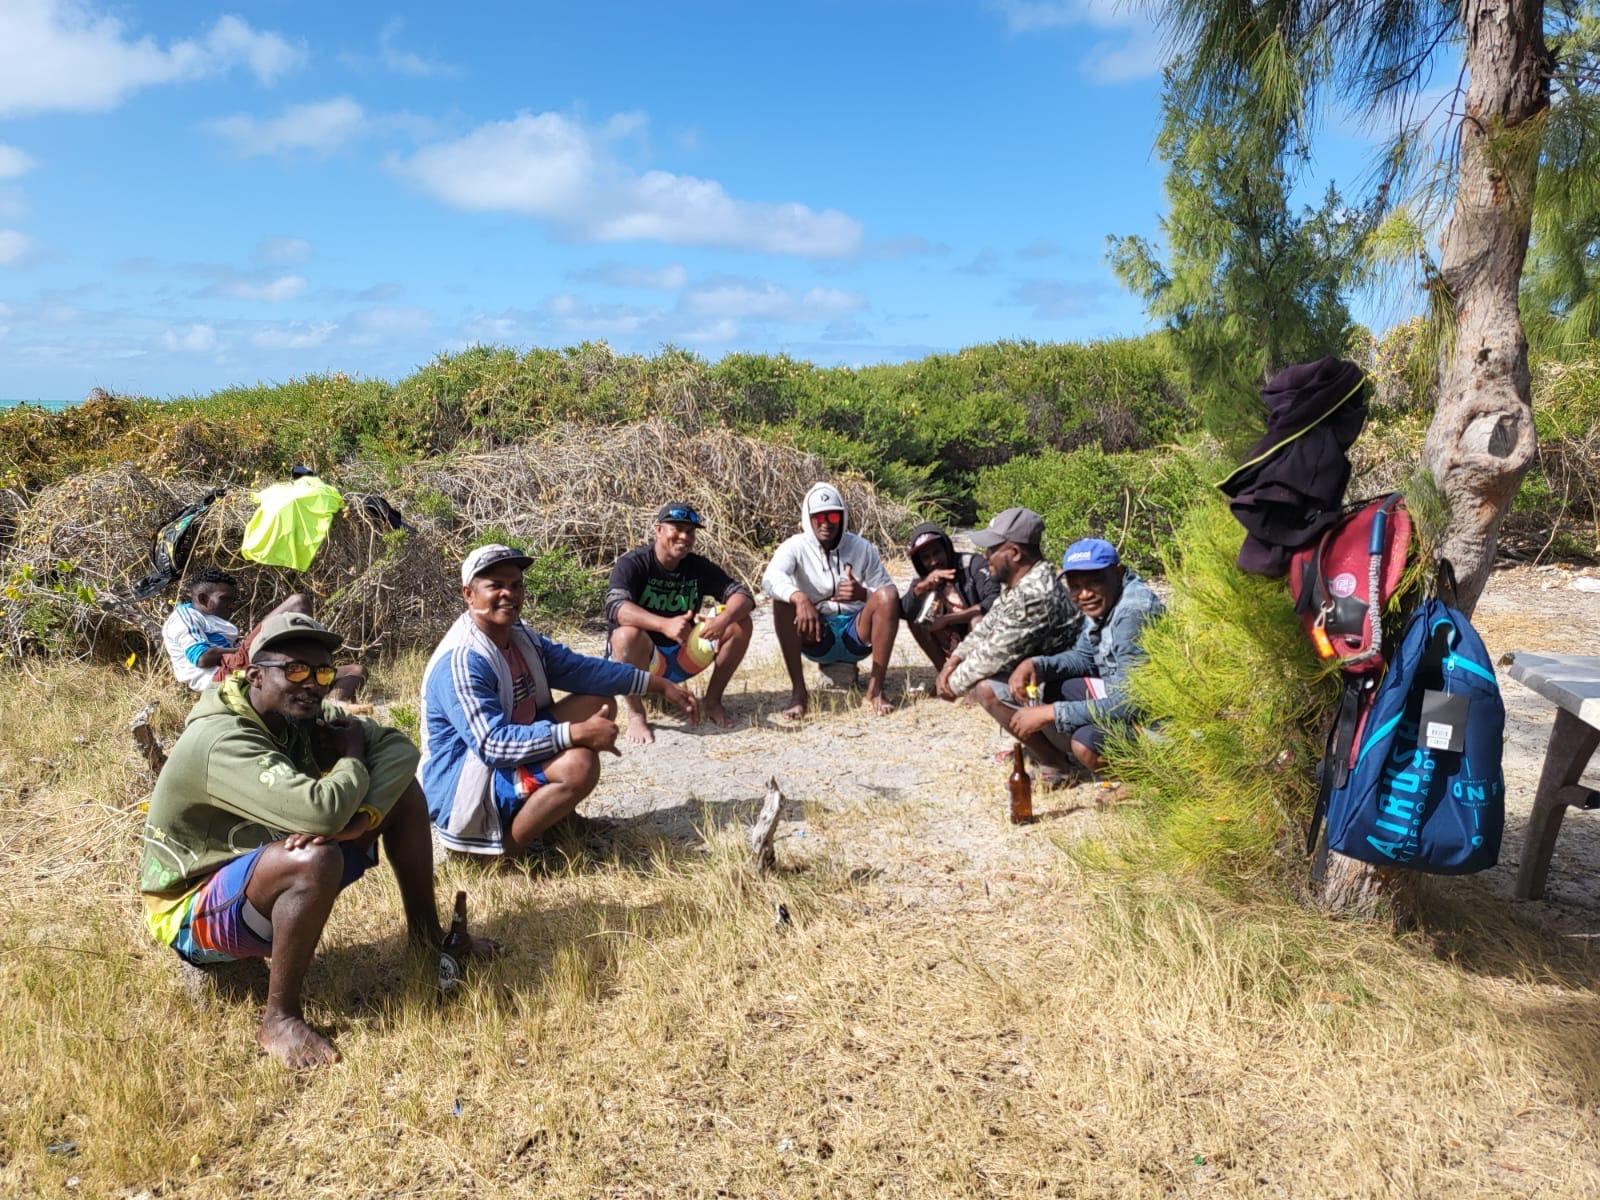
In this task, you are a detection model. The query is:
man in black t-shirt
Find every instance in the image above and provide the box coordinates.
[606,502,756,742]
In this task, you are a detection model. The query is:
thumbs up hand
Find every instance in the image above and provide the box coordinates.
[835,562,866,604]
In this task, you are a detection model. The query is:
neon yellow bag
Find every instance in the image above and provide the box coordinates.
[240,476,345,570]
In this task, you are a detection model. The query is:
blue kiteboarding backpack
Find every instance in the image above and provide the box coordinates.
[1315,595,1505,874]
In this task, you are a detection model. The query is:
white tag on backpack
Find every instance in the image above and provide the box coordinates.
[1420,690,1468,753]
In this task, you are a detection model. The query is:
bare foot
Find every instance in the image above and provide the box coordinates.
[781,690,808,721]
[257,1012,339,1070]
[865,690,893,717]
[703,698,737,728]
[624,711,655,745]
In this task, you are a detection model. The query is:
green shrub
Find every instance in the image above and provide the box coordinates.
[1090,499,1336,890]
[523,546,604,626]
[1,339,1194,526]
[973,444,1214,575]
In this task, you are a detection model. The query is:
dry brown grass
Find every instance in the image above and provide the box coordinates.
[4,656,1600,1198]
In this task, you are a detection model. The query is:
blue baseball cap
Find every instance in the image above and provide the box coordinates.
[1061,538,1120,571]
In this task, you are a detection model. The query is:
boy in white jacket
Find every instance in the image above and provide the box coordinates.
[761,483,900,718]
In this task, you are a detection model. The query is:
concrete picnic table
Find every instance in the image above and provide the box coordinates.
[1505,652,1600,900]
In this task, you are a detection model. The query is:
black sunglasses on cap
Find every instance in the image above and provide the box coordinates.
[254,659,339,687]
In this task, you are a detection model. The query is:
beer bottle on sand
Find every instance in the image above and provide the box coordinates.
[1008,743,1034,825]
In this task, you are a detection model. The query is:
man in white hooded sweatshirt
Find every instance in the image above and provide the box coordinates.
[761,483,900,718]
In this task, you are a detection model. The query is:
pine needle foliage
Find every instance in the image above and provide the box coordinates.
[1108,70,1367,453]
[1089,499,1337,893]
[1523,10,1600,352]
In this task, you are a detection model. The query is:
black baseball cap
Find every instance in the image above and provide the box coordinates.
[656,502,705,529]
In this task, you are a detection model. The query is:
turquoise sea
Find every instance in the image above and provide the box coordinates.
[1,398,74,411]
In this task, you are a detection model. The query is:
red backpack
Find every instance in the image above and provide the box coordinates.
[1289,494,1413,852]
[1289,493,1411,673]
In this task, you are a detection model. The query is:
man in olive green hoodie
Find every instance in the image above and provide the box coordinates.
[139,611,496,1069]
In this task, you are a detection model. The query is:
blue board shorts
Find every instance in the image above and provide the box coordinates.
[170,841,378,965]
[801,611,872,665]
[606,635,711,684]
[492,758,552,827]
[648,642,709,684]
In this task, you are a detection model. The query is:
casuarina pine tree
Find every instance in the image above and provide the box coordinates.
[1108,72,1367,453]
[1148,0,1595,916]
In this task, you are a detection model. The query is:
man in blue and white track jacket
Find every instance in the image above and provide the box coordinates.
[420,544,699,856]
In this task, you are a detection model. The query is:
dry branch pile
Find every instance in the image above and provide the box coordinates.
[0,421,914,658]
[407,419,913,583]
[1,468,458,657]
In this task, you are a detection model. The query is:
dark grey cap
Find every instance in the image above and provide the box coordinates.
[968,507,1046,550]
[252,611,343,654]
[460,543,534,586]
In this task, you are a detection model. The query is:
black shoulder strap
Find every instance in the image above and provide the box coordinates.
[1305,676,1369,856]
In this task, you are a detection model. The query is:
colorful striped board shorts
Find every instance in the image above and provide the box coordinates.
[169,842,378,965]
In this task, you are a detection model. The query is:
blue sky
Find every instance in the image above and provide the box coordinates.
[0,1,1396,402]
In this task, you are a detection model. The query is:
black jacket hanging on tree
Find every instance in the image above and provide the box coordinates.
[1216,356,1368,577]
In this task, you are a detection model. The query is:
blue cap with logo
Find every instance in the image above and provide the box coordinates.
[1061,538,1120,571]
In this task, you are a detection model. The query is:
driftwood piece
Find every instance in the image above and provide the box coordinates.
[749,776,784,872]
[130,702,167,776]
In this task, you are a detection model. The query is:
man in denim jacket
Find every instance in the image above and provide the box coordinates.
[995,538,1164,775]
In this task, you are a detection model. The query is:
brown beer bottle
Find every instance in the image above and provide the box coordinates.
[1008,743,1034,825]
[437,890,469,994]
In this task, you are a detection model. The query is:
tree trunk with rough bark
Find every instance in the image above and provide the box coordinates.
[1320,0,1550,922]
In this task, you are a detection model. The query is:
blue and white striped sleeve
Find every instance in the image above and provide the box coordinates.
[539,635,651,697]
[448,646,571,766]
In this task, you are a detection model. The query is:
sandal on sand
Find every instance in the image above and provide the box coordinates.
[1092,781,1128,807]
[1037,767,1084,791]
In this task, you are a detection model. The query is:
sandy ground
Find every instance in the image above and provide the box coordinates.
[1472,564,1600,935]
[549,591,1074,913]
[465,560,1600,936]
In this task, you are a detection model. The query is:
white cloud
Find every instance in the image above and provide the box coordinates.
[255,236,311,265]
[545,293,655,337]
[682,317,740,345]
[0,230,34,265]
[958,248,1002,276]
[393,111,863,258]
[1017,238,1063,260]
[572,262,691,290]
[347,306,434,344]
[159,323,217,353]
[379,18,457,78]
[860,235,950,261]
[213,274,307,302]
[1006,278,1113,319]
[0,145,36,180]
[461,313,525,343]
[0,3,306,117]
[202,15,304,83]
[990,0,1165,82]
[681,278,866,323]
[251,320,335,349]
[822,318,874,342]
[205,97,367,157]
[338,18,459,78]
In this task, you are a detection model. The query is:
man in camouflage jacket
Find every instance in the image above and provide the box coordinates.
[936,508,1082,700]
